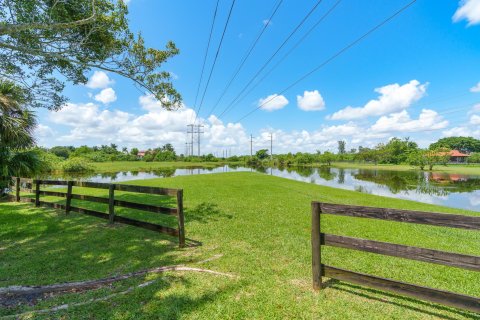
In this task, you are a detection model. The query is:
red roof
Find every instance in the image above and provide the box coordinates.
[449,150,469,157]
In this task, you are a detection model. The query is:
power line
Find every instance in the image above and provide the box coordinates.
[220,0,342,119]
[235,0,418,122]
[191,0,220,123]
[207,0,284,116]
[217,0,325,119]
[194,0,236,124]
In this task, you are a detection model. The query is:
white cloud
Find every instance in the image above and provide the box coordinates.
[86,71,114,89]
[329,80,427,120]
[371,109,448,133]
[442,126,480,137]
[453,0,480,26]
[470,82,480,92]
[258,94,288,111]
[94,88,117,104]
[297,90,325,111]
[470,114,480,125]
[468,103,480,114]
[34,124,54,137]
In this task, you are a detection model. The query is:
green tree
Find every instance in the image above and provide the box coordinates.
[130,147,139,156]
[468,153,480,164]
[0,81,44,194]
[319,151,335,166]
[338,140,346,154]
[0,0,181,110]
[255,149,269,160]
[429,137,480,153]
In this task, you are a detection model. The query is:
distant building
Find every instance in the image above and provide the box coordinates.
[439,150,470,163]
[137,151,147,159]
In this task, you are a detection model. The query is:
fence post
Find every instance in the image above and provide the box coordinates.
[65,181,73,214]
[16,177,20,202]
[108,184,115,225]
[176,189,185,248]
[35,180,40,207]
[312,201,322,290]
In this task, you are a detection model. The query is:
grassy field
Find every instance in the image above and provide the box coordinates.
[89,161,243,173]
[330,162,480,175]
[1,172,479,319]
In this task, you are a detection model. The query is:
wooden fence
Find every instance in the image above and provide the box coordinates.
[311,202,480,313]
[13,177,185,247]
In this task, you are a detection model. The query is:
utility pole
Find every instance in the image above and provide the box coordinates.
[197,124,204,156]
[250,134,253,157]
[270,133,273,161]
[187,124,194,156]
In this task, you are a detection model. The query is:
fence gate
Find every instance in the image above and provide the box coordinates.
[311,202,480,313]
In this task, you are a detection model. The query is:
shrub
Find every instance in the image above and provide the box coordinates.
[61,158,94,172]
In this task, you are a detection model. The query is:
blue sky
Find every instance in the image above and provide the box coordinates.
[35,0,480,155]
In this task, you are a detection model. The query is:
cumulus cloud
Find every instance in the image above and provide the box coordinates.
[94,88,117,104]
[442,126,480,137]
[470,82,480,92]
[371,109,448,133]
[329,80,427,120]
[258,94,288,111]
[297,90,325,111]
[453,0,480,26]
[470,114,480,125]
[86,71,114,89]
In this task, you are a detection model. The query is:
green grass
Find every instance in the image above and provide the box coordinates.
[1,172,479,319]
[330,162,480,175]
[88,161,242,173]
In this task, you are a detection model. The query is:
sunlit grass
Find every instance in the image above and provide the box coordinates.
[1,172,479,319]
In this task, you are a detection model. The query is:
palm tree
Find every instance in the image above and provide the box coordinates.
[0,80,43,195]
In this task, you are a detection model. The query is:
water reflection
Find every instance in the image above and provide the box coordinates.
[41,165,480,211]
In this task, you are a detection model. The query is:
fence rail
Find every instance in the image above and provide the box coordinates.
[13,177,185,247]
[311,202,480,313]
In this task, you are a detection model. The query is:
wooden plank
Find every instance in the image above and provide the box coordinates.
[176,189,185,247]
[318,202,480,230]
[323,265,480,313]
[322,234,480,272]
[39,190,67,198]
[114,200,177,215]
[37,180,69,186]
[16,177,20,202]
[312,202,322,290]
[108,184,115,225]
[71,194,110,204]
[113,215,179,236]
[114,184,178,197]
[72,181,110,190]
[66,181,73,214]
[69,205,109,220]
[35,180,40,207]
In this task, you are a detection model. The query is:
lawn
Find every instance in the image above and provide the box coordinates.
[330,162,480,175]
[1,172,479,319]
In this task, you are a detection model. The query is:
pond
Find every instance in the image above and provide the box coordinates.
[42,165,480,211]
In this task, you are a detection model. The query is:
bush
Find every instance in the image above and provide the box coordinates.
[468,153,480,164]
[61,158,94,172]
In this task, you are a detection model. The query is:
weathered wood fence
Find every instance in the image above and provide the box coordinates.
[13,177,185,247]
[311,202,480,313]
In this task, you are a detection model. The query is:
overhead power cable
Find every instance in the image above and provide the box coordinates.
[235,0,418,122]
[194,0,236,124]
[217,0,325,119]
[220,0,342,118]
[191,0,221,123]
[207,0,284,116]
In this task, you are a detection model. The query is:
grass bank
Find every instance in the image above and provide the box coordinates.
[330,162,480,175]
[1,172,479,319]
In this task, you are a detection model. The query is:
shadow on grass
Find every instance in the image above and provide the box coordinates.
[0,202,190,287]
[323,279,478,320]
[185,202,233,224]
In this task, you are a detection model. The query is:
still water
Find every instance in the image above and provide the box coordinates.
[44,165,480,211]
